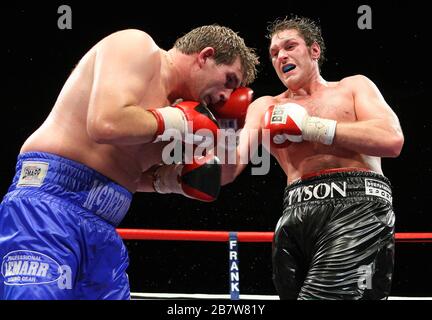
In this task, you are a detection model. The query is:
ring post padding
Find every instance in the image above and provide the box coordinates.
[229,232,240,300]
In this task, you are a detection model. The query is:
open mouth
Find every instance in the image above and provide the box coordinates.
[282,64,296,73]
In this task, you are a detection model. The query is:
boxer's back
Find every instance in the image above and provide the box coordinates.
[20,30,167,191]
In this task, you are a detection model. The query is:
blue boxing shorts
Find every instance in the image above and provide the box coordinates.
[0,152,133,300]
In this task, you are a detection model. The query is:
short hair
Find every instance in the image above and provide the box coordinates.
[267,16,326,67]
[174,25,259,86]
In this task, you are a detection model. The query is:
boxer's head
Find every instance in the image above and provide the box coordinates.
[267,15,326,67]
[174,25,259,86]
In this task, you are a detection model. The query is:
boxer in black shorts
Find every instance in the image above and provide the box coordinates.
[221,16,403,299]
[273,169,395,299]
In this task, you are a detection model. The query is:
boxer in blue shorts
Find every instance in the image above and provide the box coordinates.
[0,26,258,299]
[1,152,132,299]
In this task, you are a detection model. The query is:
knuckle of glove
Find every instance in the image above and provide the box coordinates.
[175,101,220,145]
[180,155,221,202]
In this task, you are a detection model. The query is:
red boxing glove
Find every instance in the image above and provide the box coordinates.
[263,103,337,148]
[263,105,291,148]
[149,101,219,144]
[152,154,221,202]
[212,87,253,130]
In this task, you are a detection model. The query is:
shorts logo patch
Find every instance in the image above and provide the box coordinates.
[17,161,49,187]
[365,179,392,202]
[1,250,61,286]
[287,181,347,205]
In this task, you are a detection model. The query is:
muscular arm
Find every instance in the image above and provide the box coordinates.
[219,131,248,186]
[333,75,404,157]
[136,167,157,192]
[221,97,270,185]
[87,29,160,145]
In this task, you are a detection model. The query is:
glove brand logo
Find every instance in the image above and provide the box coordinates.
[1,250,62,286]
[287,181,347,205]
[17,161,49,187]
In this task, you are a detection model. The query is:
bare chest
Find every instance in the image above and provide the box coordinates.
[282,88,356,122]
[268,85,366,180]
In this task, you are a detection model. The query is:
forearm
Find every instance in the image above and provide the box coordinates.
[213,140,243,186]
[137,156,221,202]
[333,119,404,157]
[88,106,158,145]
[221,162,248,186]
[219,128,257,185]
[136,164,184,193]
[136,166,159,192]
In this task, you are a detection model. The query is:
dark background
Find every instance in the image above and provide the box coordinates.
[2,1,431,298]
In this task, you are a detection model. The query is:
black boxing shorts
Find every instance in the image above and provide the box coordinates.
[272,169,395,300]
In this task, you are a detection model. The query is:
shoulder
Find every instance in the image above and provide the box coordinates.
[100,29,158,52]
[96,29,161,70]
[104,29,156,44]
[339,75,383,98]
[253,90,292,105]
[251,95,277,106]
[340,74,375,87]
[247,95,277,113]
[244,95,277,124]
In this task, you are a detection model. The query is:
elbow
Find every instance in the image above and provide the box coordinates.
[221,172,235,186]
[87,117,118,144]
[221,166,238,186]
[387,134,404,158]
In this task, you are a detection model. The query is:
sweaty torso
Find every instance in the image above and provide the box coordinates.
[254,80,382,184]
[20,39,169,192]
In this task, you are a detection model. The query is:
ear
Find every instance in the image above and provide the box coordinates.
[310,42,321,61]
[198,47,215,67]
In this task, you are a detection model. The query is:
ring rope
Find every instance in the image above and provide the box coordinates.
[117,229,432,243]
[119,228,432,300]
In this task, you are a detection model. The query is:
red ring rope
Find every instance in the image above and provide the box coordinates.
[117,229,432,243]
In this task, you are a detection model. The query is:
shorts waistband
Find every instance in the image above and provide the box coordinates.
[284,169,392,207]
[8,152,132,226]
[300,167,372,180]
